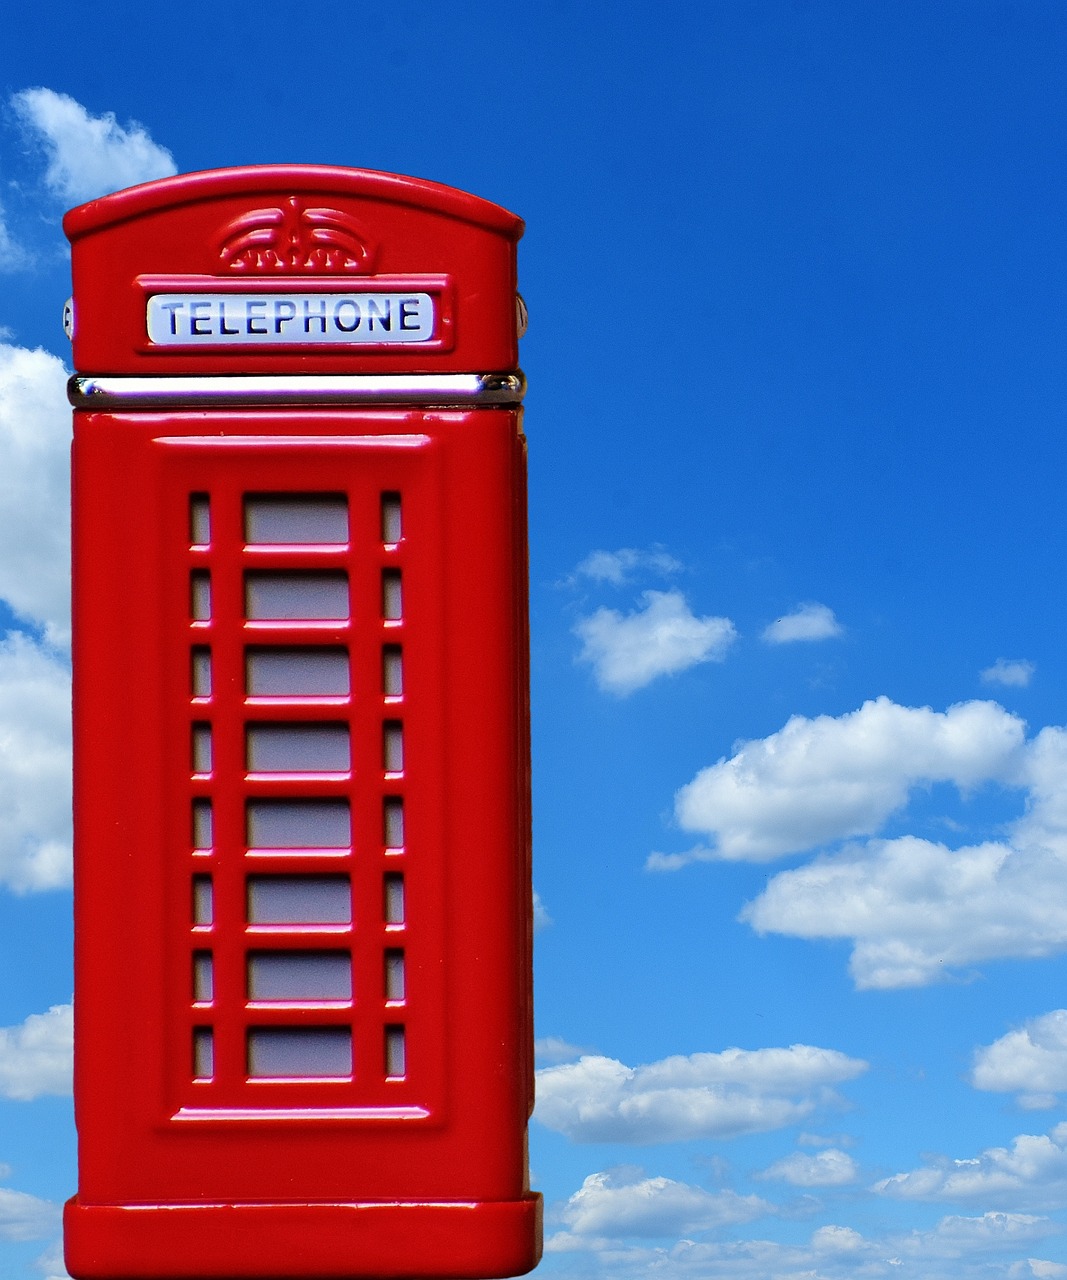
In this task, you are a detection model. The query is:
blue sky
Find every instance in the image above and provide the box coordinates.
[3,2,1067,1277]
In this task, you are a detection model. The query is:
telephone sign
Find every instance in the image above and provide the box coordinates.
[62,166,539,1279]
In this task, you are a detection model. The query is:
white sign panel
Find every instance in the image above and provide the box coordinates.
[147,292,435,345]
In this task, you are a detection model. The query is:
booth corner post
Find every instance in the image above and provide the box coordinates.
[62,165,540,1280]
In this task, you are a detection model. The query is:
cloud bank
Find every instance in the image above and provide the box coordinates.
[875,1122,1067,1212]
[673,697,1025,862]
[972,1011,1067,1108]
[554,1170,770,1241]
[654,696,1067,988]
[0,1003,72,1100]
[0,343,72,641]
[535,1045,867,1143]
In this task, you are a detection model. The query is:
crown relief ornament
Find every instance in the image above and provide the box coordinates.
[217,197,377,273]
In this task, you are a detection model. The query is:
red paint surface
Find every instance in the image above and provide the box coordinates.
[65,169,538,1279]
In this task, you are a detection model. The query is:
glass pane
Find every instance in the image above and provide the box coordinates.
[192,724,213,773]
[191,571,212,621]
[385,1026,406,1078]
[192,876,213,925]
[193,952,214,1002]
[247,875,351,925]
[247,1027,352,1078]
[247,951,352,1001]
[383,873,405,925]
[244,495,348,544]
[245,572,349,621]
[246,799,351,849]
[383,797,404,848]
[191,648,212,697]
[382,646,403,696]
[381,493,402,543]
[193,1027,214,1079]
[190,494,211,546]
[192,799,213,850]
[383,722,403,772]
[384,950,405,1001]
[246,647,349,696]
[381,570,402,621]
[246,723,350,772]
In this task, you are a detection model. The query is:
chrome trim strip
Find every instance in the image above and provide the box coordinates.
[68,371,525,409]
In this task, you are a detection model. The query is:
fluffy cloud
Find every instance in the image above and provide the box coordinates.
[571,548,682,586]
[983,659,1036,688]
[0,632,72,892]
[761,603,843,644]
[0,206,30,273]
[0,1185,61,1242]
[0,343,72,641]
[536,1036,587,1065]
[544,1212,1062,1279]
[758,1148,858,1187]
[0,1003,72,1100]
[658,697,1067,987]
[575,590,736,695]
[33,1240,72,1280]
[875,1122,1067,1210]
[12,88,176,205]
[972,1011,1067,1107]
[534,1045,867,1144]
[555,1171,770,1239]
[743,729,1067,989]
[673,697,1025,862]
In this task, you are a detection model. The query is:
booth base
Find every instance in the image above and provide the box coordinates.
[64,1194,543,1279]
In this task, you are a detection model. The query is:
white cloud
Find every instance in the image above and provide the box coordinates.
[543,1212,1062,1279]
[930,1212,1063,1249]
[972,1011,1067,1106]
[0,1003,72,1100]
[555,1171,770,1239]
[0,343,72,641]
[673,697,1025,862]
[0,1186,61,1242]
[33,1240,72,1280]
[875,1122,1067,1210]
[12,88,176,204]
[983,659,1036,688]
[0,632,72,892]
[534,1045,867,1144]
[741,833,1066,989]
[0,204,30,272]
[575,590,736,695]
[533,889,551,930]
[758,1148,858,1187]
[797,1130,856,1148]
[571,548,682,586]
[655,697,1067,988]
[536,1036,587,1065]
[761,603,843,644]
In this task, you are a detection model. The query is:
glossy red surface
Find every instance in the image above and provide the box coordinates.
[63,165,523,376]
[65,168,538,1279]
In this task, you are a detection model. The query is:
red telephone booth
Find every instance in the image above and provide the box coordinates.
[62,166,539,1279]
